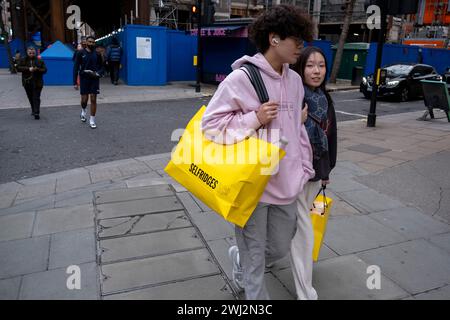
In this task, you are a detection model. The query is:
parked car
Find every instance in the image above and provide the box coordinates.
[360,63,442,102]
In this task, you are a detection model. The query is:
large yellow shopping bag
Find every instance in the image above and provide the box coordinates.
[310,187,333,262]
[164,106,286,228]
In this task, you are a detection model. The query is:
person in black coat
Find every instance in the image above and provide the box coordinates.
[289,46,337,300]
[17,47,47,120]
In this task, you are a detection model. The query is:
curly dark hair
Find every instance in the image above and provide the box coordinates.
[249,5,313,54]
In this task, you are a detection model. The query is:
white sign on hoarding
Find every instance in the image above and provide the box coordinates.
[136,37,152,59]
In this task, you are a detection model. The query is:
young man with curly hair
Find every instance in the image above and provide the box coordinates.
[201,5,314,300]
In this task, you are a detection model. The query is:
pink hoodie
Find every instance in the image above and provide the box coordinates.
[201,53,315,205]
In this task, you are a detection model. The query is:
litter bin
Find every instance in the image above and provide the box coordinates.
[352,66,364,86]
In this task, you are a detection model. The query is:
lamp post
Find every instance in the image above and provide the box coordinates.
[367,3,387,127]
[195,0,202,93]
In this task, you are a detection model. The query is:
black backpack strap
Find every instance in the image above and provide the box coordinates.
[241,63,269,103]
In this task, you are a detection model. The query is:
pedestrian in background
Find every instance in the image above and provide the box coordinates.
[17,47,47,120]
[106,37,122,85]
[290,46,337,300]
[201,5,314,300]
[73,35,104,129]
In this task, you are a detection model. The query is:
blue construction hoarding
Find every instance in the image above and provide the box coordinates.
[40,40,74,85]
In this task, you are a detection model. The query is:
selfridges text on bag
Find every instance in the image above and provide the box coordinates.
[164,63,286,227]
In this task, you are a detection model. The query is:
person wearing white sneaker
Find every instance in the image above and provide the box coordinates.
[74,36,103,129]
[202,6,315,300]
[89,116,97,129]
[228,246,244,291]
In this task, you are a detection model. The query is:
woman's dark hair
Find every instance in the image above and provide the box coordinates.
[292,46,334,107]
[86,35,95,41]
[249,5,313,54]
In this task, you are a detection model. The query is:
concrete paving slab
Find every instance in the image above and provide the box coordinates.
[176,192,202,215]
[329,198,361,216]
[99,228,204,263]
[271,268,296,297]
[54,192,93,208]
[311,255,409,300]
[94,185,173,205]
[369,207,450,240]
[0,236,50,279]
[33,204,95,236]
[0,277,21,300]
[412,285,450,300]
[19,262,99,300]
[125,175,172,188]
[324,215,406,255]
[0,212,35,242]
[328,177,370,193]
[207,239,234,282]
[55,172,92,193]
[100,249,220,294]
[49,228,96,270]
[98,210,190,239]
[104,275,235,300]
[89,167,123,184]
[142,158,170,171]
[97,196,183,220]
[357,239,450,295]
[330,161,369,177]
[336,189,405,214]
[355,162,444,219]
[0,195,56,216]
[317,244,339,261]
[16,181,56,201]
[427,233,450,254]
[0,182,21,194]
[190,211,235,241]
[117,162,151,178]
[347,144,392,155]
[190,194,212,212]
[0,192,17,210]
[265,272,295,300]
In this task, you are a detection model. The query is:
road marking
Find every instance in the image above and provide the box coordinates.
[335,110,368,118]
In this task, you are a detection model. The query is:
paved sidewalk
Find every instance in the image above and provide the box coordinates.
[1,107,450,300]
[0,69,355,111]
[1,66,450,300]
[0,70,216,110]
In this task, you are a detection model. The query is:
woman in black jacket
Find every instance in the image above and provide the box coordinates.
[289,46,337,300]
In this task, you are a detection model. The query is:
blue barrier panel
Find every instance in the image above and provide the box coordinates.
[305,40,333,79]
[422,48,450,75]
[0,44,8,68]
[40,41,74,85]
[167,30,197,81]
[364,43,420,75]
[121,24,167,85]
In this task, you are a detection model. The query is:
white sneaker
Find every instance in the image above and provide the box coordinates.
[228,246,244,291]
[89,118,97,129]
[80,110,86,122]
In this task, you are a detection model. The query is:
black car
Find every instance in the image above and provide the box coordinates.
[360,63,442,102]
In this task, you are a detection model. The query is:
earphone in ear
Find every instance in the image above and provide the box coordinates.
[272,37,280,45]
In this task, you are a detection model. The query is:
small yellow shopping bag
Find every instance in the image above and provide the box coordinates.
[310,187,333,262]
[164,106,286,228]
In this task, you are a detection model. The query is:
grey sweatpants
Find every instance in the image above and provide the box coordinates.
[235,202,298,300]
